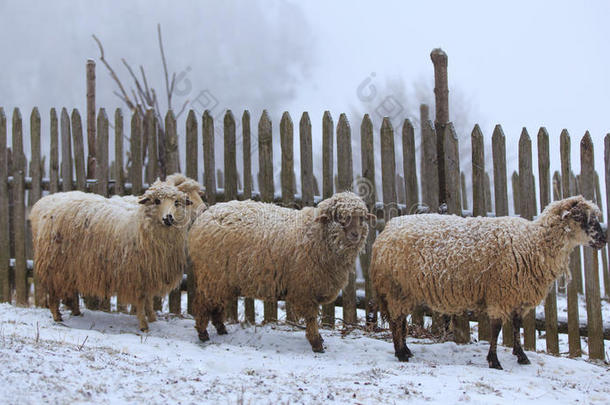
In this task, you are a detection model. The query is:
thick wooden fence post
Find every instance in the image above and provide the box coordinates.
[460,172,468,211]
[538,127,559,355]
[29,108,43,305]
[12,109,27,306]
[471,124,490,341]
[419,104,429,183]
[130,112,143,195]
[202,111,216,206]
[421,120,439,212]
[431,48,449,206]
[96,109,109,197]
[580,132,605,360]
[360,114,377,326]
[224,110,238,321]
[511,172,520,216]
[337,113,356,325]
[86,59,96,179]
[114,109,124,196]
[560,129,582,357]
[241,111,255,323]
[492,125,512,346]
[321,111,335,327]
[443,123,469,343]
[145,109,158,184]
[258,110,276,322]
[300,112,314,208]
[0,108,8,302]
[518,128,536,351]
[185,110,197,315]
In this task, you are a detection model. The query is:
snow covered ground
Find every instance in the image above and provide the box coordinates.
[0,299,609,405]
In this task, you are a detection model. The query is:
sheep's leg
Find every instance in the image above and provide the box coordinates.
[511,313,530,365]
[486,318,503,369]
[65,293,81,316]
[390,315,411,361]
[48,288,62,322]
[136,296,149,332]
[192,293,211,342]
[211,307,227,335]
[145,297,157,323]
[305,317,324,353]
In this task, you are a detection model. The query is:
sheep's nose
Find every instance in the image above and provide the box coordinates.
[163,214,175,226]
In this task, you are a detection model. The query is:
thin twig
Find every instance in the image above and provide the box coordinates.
[176,99,189,119]
[92,34,135,112]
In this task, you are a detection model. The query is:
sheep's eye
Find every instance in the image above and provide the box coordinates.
[154,199,161,205]
[174,200,181,207]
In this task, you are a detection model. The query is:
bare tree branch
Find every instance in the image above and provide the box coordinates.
[157,23,172,110]
[176,99,189,119]
[93,34,136,112]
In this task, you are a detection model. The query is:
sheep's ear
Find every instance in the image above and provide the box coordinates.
[314,213,330,223]
[185,198,193,206]
[138,197,150,205]
[367,213,377,226]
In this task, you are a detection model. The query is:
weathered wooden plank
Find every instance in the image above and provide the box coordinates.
[130,112,143,196]
[114,109,124,196]
[49,109,59,194]
[484,172,492,212]
[402,119,418,214]
[29,108,42,305]
[431,49,449,205]
[443,123,469,343]
[492,125,510,345]
[185,110,198,316]
[96,109,109,197]
[321,111,335,327]
[537,127,559,355]
[300,112,314,207]
[12,109,27,306]
[579,132,605,360]
[258,110,276,322]
[337,113,356,325]
[419,104,430,187]
[216,169,224,189]
[242,110,255,323]
[421,120,439,211]
[0,108,9,302]
[380,118,397,224]
[223,110,238,322]
[360,114,377,326]
[71,109,86,191]
[86,59,96,179]
[145,109,158,184]
[471,124,490,342]
[511,171,520,216]
[165,110,179,175]
[202,111,216,205]
[396,174,406,206]
[518,128,536,351]
[60,108,73,191]
[560,129,582,357]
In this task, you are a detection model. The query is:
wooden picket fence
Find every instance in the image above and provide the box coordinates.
[0,105,608,361]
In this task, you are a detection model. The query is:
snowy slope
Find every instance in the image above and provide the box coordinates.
[0,302,608,405]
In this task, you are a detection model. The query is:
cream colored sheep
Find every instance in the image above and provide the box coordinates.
[189,191,375,352]
[30,180,193,331]
[370,195,606,369]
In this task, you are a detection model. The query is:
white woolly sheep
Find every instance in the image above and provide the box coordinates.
[189,191,375,352]
[30,180,193,331]
[370,195,606,369]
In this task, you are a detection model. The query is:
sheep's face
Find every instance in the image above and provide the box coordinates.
[561,196,606,249]
[138,186,192,228]
[315,192,375,251]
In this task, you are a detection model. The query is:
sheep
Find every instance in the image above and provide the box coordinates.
[30,180,193,332]
[189,191,375,352]
[370,195,606,369]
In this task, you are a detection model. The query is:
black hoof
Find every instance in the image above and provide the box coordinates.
[518,356,531,365]
[216,325,228,335]
[140,327,149,333]
[396,346,413,362]
[312,346,325,353]
[198,330,210,342]
[487,353,503,370]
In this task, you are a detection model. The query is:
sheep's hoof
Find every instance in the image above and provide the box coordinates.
[312,346,325,353]
[487,353,503,370]
[198,330,210,342]
[140,326,149,333]
[216,325,228,335]
[517,356,531,365]
[396,346,413,362]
